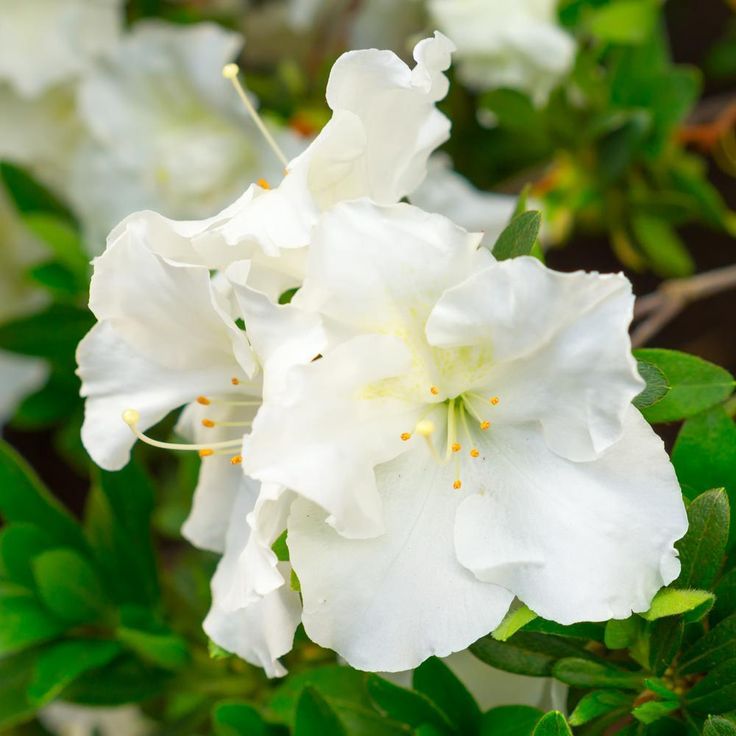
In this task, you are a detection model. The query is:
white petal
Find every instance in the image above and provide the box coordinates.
[288,447,513,672]
[0,352,48,425]
[244,334,417,538]
[203,485,300,677]
[454,407,688,624]
[426,257,643,460]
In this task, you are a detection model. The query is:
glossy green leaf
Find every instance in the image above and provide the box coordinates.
[604,618,642,650]
[33,548,106,623]
[492,605,537,642]
[492,211,542,260]
[117,626,189,671]
[633,350,734,424]
[640,588,714,621]
[0,650,38,730]
[0,523,56,588]
[704,716,736,736]
[675,489,729,589]
[568,690,632,726]
[413,656,481,736]
[366,675,452,733]
[481,705,543,736]
[648,617,684,676]
[713,570,736,625]
[470,632,590,677]
[633,360,668,410]
[28,639,122,705]
[295,687,346,736]
[552,658,643,690]
[686,657,736,714]
[680,614,736,675]
[631,699,679,724]
[631,216,694,277]
[531,711,572,736]
[0,590,66,656]
[588,0,657,44]
[213,701,269,736]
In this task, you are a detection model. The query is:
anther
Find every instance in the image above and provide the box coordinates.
[490,396,499,405]
[470,448,480,458]
[230,455,243,465]
[451,442,461,453]
[453,480,462,490]
[480,421,490,431]
[222,63,239,80]
[196,396,211,406]
[400,432,412,441]
[201,419,215,428]
[199,449,214,457]
[122,409,140,427]
[430,386,439,395]
[231,377,240,386]
[415,420,435,437]
[257,178,271,189]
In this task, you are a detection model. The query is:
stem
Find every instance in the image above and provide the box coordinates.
[632,264,736,347]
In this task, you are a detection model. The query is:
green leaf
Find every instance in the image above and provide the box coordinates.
[568,690,632,726]
[552,659,644,690]
[631,215,694,278]
[633,360,669,411]
[0,590,66,656]
[714,570,736,625]
[33,548,106,624]
[631,699,679,724]
[481,705,543,736]
[492,211,542,261]
[0,439,88,553]
[704,716,736,736]
[680,614,736,675]
[640,588,714,621]
[0,650,39,730]
[492,605,537,642]
[278,287,299,305]
[604,618,642,650]
[633,350,734,423]
[587,0,657,44]
[86,463,159,607]
[531,711,572,736]
[0,304,94,361]
[675,489,730,589]
[0,523,56,589]
[0,161,74,220]
[367,675,452,733]
[413,656,481,735]
[470,632,590,677]
[117,625,189,670]
[686,658,736,714]
[213,701,269,736]
[271,530,289,562]
[295,687,347,736]
[480,90,540,132]
[28,639,122,705]
[22,213,89,277]
[648,617,684,676]
[672,408,736,545]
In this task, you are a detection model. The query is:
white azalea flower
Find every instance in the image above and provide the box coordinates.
[0,0,122,98]
[69,21,301,254]
[39,702,151,736]
[410,154,517,248]
[239,199,687,671]
[428,0,575,105]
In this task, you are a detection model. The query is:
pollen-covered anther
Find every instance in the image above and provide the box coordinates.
[400,432,412,441]
[430,385,440,396]
[470,448,480,458]
[201,418,215,428]
[231,377,240,386]
[196,395,211,406]
[451,442,461,453]
[480,420,490,431]
[257,178,271,189]
[489,396,500,405]
[199,448,214,458]
[222,63,240,80]
[230,455,243,465]
[415,419,435,437]
[453,480,462,490]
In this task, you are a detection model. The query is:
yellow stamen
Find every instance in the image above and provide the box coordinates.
[201,419,216,428]
[400,432,412,441]
[451,442,461,453]
[470,448,480,458]
[231,377,240,386]
[416,420,435,437]
[199,449,214,457]
[230,455,243,465]
[197,395,211,405]
[453,480,462,490]
[480,421,490,431]
[222,63,289,168]
[430,386,440,396]
[490,396,500,405]
[257,178,271,189]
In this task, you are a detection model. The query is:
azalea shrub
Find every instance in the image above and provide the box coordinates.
[0,1,735,736]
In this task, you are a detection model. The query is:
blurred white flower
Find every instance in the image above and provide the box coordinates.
[410,154,516,248]
[240,200,686,671]
[428,0,575,104]
[39,702,151,736]
[0,0,123,98]
[69,21,301,254]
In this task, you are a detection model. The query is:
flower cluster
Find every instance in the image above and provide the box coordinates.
[77,33,687,677]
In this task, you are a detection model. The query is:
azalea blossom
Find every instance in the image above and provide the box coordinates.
[428,0,576,105]
[0,0,122,98]
[68,21,301,254]
[238,199,687,671]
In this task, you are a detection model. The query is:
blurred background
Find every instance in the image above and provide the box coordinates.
[0,0,735,733]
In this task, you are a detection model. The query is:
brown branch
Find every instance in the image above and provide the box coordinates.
[632,263,736,347]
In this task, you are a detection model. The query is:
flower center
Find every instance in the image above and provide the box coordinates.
[400,388,500,490]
